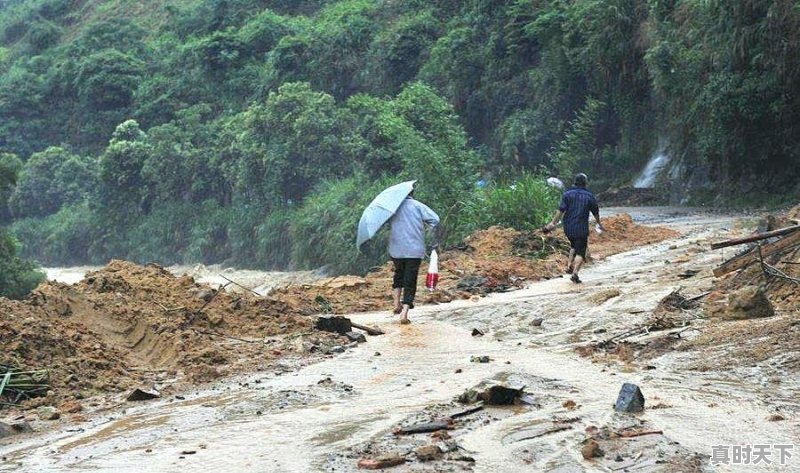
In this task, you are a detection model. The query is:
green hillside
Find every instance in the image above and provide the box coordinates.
[1,0,798,272]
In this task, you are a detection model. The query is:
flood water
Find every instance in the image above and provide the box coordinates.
[6,208,799,472]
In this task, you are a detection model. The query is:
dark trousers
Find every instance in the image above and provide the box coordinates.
[392,258,422,308]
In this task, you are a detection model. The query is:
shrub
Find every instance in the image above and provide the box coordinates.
[290,175,392,275]
[457,173,560,237]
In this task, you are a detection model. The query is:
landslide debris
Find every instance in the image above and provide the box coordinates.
[1,260,338,409]
[272,213,680,315]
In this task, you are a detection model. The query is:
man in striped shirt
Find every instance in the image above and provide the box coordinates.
[545,173,602,283]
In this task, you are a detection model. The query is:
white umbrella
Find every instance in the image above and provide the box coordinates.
[356,180,416,249]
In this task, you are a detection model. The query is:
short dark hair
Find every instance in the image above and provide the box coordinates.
[574,173,588,187]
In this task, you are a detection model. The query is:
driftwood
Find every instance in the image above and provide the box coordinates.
[351,321,384,336]
[394,420,453,435]
[713,230,800,277]
[618,429,663,438]
[711,225,800,250]
[448,404,485,419]
[508,425,572,443]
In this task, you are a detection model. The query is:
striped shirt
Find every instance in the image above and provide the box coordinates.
[558,187,599,239]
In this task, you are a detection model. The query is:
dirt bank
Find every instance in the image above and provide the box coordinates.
[1,261,345,413]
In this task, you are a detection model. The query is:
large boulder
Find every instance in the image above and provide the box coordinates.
[722,286,774,320]
[315,316,352,334]
[614,383,645,413]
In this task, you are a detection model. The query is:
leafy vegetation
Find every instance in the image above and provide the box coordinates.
[0,0,797,276]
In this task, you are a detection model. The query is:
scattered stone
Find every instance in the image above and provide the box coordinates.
[329,346,345,354]
[457,275,489,292]
[345,331,367,343]
[460,384,524,405]
[145,449,152,453]
[126,388,160,402]
[562,400,577,410]
[0,421,32,438]
[315,316,353,335]
[470,355,490,363]
[181,450,197,455]
[767,414,785,422]
[374,352,381,356]
[531,318,544,327]
[518,395,537,406]
[37,406,61,421]
[593,328,607,334]
[615,454,624,462]
[471,328,484,337]
[614,383,645,413]
[455,368,463,373]
[582,440,604,460]
[415,445,442,462]
[357,454,406,469]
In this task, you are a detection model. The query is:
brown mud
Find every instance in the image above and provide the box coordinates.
[1,207,798,472]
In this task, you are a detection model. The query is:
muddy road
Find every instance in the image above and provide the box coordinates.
[3,208,798,472]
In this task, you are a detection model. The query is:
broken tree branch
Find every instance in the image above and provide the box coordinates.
[711,225,800,250]
[713,230,800,277]
[218,275,262,296]
[350,321,384,336]
[618,429,664,438]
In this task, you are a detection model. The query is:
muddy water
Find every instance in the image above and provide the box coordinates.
[8,208,800,472]
[45,264,323,295]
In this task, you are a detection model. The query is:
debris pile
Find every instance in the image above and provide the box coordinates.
[686,211,800,372]
[0,260,345,408]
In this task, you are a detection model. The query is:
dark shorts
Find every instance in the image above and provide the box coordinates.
[567,236,588,258]
[392,258,422,308]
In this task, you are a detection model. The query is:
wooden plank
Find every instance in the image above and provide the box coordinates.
[713,230,800,277]
[711,225,800,250]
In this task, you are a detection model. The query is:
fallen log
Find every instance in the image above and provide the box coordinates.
[448,404,484,419]
[618,429,663,438]
[394,419,453,435]
[711,225,800,250]
[350,321,384,336]
[713,230,800,277]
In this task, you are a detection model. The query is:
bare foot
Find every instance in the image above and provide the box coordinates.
[400,318,411,325]
[571,273,582,284]
[392,305,402,314]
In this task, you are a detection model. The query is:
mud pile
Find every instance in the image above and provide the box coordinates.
[589,213,679,258]
[2,261,323,408]
[273,214,680,315]
[689,215,800,372]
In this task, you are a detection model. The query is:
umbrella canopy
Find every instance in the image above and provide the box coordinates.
[356,180,416,249]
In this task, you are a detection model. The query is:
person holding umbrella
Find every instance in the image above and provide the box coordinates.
[356,181,439,324]
[388,189,440,324]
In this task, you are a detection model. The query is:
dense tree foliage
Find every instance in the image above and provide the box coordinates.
[0,0,797,272]
[0,151,43,297]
